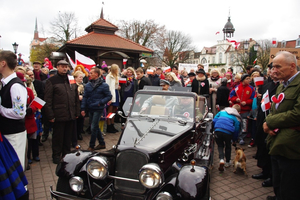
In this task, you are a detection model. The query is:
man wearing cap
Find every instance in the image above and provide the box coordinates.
[44,60,80,164]
[0,51,27,170]
[33,61,47,81]
[229,73,255,145]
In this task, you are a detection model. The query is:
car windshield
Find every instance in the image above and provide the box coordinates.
[129,93,204,122]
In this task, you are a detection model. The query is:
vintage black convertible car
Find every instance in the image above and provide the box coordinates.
[50,89,214,200]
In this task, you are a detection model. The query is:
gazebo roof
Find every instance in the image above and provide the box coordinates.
[62,18,153,53]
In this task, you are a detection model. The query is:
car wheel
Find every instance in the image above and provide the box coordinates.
[56,177,76,196]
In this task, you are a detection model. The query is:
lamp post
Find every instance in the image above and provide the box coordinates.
[12,42,18,54]
[243,40,259,65]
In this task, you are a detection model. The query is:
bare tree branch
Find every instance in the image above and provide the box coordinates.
[50,12,79,43]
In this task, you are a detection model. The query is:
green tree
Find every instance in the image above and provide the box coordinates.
[50,12,79,43]
[30,43,59,64]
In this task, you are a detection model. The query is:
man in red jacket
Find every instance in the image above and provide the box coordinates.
[229,74,255,145]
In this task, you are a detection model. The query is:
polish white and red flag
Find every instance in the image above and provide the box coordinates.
[106,113,116,119]
[215,31,220,35]
[68,75,76,84]
[272,38,277,45]
[75,51,96,71]
[30,97,46,109]
[119,78,127,83]
[163,66,171,73]
[254,77,264,86]
[147,69,154,75]
[66,53,76,69]
[253,58,257,64]
[261,90,271,112]
[227,39,240,49]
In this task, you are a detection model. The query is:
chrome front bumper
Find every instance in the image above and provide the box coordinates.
[50,186,88,200]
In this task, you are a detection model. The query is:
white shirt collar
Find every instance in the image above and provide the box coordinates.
[1,72,17,87]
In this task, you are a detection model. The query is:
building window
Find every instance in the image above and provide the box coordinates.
[212,56,215,63]
[201,58,207,64]
[219,53,222,63]
[296,39,300,48]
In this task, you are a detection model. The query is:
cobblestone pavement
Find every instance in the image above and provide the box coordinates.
[25,122,274,200]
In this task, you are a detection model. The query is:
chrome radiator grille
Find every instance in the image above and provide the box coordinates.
[114,150,148,194]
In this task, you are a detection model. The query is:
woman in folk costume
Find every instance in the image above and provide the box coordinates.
[208,69,222,116]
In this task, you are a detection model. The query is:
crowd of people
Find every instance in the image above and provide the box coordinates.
[0,50,299,200]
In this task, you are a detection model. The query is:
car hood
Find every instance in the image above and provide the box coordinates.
[118,118,194,152]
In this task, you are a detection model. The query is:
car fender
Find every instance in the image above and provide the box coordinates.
[176,165,209,199]
[56,150,93,178]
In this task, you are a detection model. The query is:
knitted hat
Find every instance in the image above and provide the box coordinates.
[241,74,250,82]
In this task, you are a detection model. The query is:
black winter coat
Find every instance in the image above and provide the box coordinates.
[191,78,209,96]
[44,73,80,121]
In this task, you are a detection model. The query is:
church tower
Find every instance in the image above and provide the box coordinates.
[222,11,235,40]
[34,18,39,40]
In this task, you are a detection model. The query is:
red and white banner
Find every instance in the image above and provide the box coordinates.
[123,59,127,65]
[68,75,76,84]
[215,31,220,35]
[261,90,271,112]
[254,77,264,86]
[106,113,115,119]
[66,53,76,69]
[75,51,96,71]
[272,38,277,45]
[119,78,127,83]
[30,96,46,109]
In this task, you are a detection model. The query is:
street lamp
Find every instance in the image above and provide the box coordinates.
[243,40,249,51]
[12,42,18,54]
[253,43,259,52]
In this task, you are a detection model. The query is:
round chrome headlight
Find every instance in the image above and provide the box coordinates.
[69,176,83,192]
[139,163,164,189]
[86,156,108,179]
[156,191,173,200]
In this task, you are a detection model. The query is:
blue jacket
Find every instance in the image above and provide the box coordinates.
[213,107,241,141]
[81,78,112,112]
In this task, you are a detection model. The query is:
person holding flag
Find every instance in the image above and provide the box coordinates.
[252,63,280,188]
[263,51,300,200]
[229,74,255,145]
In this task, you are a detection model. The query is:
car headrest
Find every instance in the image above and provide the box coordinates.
[152,95,166,105]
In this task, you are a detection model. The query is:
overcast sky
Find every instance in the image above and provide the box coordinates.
[0,0,299,62]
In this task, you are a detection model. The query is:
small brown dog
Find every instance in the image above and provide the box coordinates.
[233,147,247,176]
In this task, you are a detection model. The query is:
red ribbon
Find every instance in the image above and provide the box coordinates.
[271,93,284,104]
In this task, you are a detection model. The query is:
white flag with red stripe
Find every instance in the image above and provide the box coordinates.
[163,66,171,73]
[261,90,271,112]
[253,58,257,64]
[147,69,154,75]
[119,78,127,83]
[30,96,46,109]
[227,38,240,49]
[106,113,115,119]
[68,75,76,84]
[66,53,76,69]
[75,51,96,71]
[254,77,264,86]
